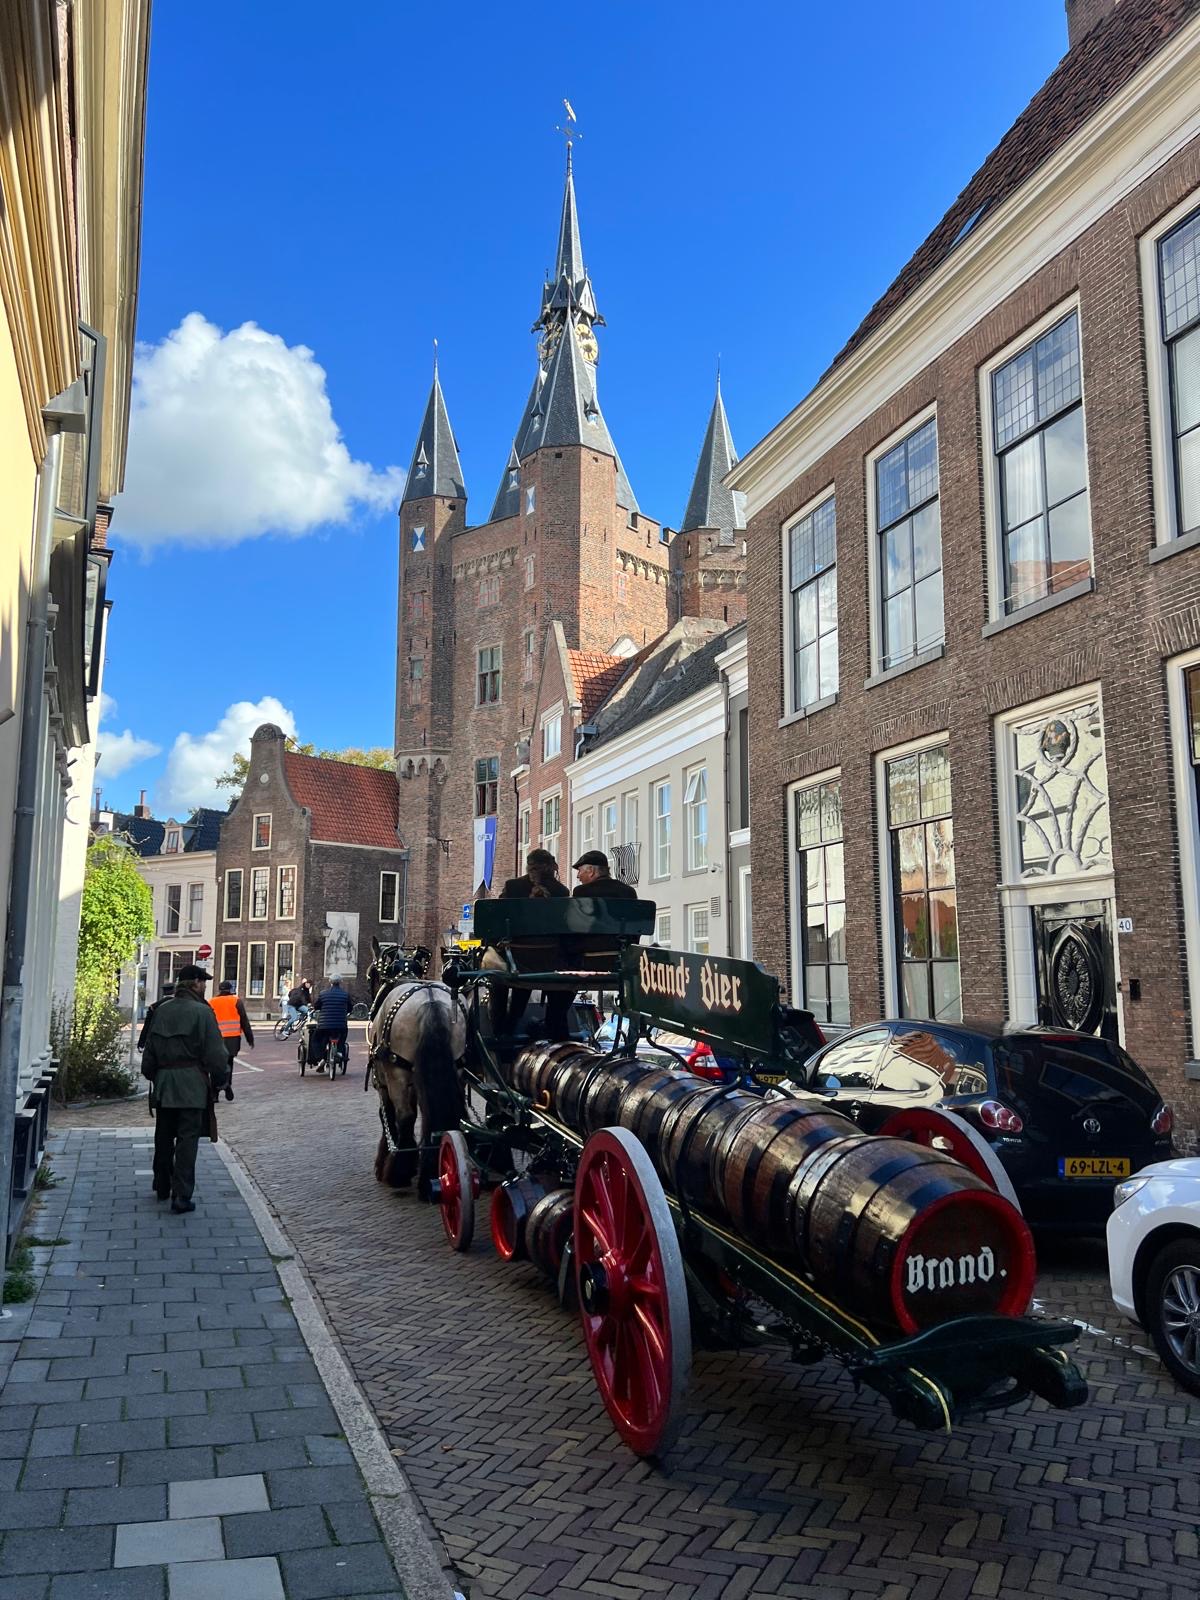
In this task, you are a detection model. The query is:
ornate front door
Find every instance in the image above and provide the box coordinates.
[1032,901,1117,1040]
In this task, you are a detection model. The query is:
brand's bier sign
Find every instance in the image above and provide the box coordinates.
[904,1246,1003,1295]
[623,947,780,1055]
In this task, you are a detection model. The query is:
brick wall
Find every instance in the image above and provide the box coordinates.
[747,136,1200,1133]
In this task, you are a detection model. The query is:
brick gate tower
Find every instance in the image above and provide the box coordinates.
[394,134,746,952]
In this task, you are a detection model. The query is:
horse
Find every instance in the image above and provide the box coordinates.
[366,939,465,1191]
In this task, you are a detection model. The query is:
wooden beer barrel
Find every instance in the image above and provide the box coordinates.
[789,1136,1036,1332]
[581,1058,659,1136]
[715,1100,857,1256]
[510,1042,570,1099]
[617,1066,708,1156]
[489,1177,547,1261]
[658,1086,760,1210]
[527,1188,574,1280]
[552,1050,616,1134]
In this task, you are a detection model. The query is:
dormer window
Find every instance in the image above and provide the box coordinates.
[584,399,599,426]
[507,468,519,491]
[164,829,180,854]
[414,444,429,478]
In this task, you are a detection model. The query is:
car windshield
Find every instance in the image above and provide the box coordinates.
[996,1034,1157,1107]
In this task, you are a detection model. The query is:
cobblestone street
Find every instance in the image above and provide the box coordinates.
[57,1033,1200,1600]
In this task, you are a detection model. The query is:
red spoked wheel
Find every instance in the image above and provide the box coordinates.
[574,1127,691,1458]
[435,1131,475,1251]
[877,1107,1023,1211]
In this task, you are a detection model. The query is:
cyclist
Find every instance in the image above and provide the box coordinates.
[285,977,312,1027]
[310,976,351,1074]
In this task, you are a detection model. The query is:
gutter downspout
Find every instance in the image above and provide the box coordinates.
[0,382,85,1263]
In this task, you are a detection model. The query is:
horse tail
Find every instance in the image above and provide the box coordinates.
[412,990,464,1141]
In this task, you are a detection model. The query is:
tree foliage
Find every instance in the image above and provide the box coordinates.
[76,835,154,1001]
[214,743,392,795]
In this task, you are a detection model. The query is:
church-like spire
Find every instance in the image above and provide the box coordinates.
[533,138,604,363]
[680,375,746,539]
[489,441,523,522]
[401,361,466,504]
[537,313,638,513]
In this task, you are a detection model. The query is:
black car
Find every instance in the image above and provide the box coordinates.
[801,1020,1173,1230]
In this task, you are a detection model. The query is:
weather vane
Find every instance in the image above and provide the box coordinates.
[555,98,580,167]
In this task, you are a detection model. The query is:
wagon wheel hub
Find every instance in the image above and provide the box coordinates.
[580,1258,630,1317]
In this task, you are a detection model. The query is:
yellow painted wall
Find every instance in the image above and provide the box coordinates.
[0,300,38,973]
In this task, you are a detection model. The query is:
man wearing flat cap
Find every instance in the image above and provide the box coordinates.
[140,963,229,1213]
[572,849,638,900]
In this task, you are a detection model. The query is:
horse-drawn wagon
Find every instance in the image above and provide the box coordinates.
[366,899,1087,1458]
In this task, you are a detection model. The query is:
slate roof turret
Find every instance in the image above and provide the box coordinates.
[680,379,746,539]
[489,442,523,522]
[530,309,639,514]
[401,367,467,505]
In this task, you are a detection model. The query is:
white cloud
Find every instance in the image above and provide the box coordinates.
[116,313,404,546]
[95,692,161,779]
[158,696,298,812]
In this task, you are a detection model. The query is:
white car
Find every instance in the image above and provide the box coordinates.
[1107,1157,1200,1395]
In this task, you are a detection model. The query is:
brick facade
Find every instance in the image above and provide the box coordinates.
[216,726,407,1011]
[741,67,1200,1134]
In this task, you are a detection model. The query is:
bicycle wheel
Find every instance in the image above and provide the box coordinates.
[273,1018,289,1041]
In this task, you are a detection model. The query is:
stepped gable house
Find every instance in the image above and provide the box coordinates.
[214,726,407,1011]
[393,137,748,950]
[730,0,1200,1132]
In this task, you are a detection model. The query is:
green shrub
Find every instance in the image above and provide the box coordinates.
[51,995,138,1102]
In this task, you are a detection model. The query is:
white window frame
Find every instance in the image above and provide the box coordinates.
[687,904,710,955]
[601,799,618,860]
[623,792,638,847]
[684,765,709,873]
[247,940,267,999]
[252,813,272,851]
[539,789,562,860]
[276,864,297,921]
[652,779,671,881]
[655,911,672,947]
[522,628,535,683]
[249,866,269,922]
[186,882,204,935]
[164,828,180,855]
[541,705,563,762]
[865,402,940,678]
[785,765,841,1010]
[993,682,1122,1039]
[274,941,295,998]
[873,734,950,1020]
[780,484,837,721]
[379,870,401,924]
[220,942,240,989]
[979,294,1091,622]
[577,807,595,857]
[224,868,243,921]
[738,864,753,960]
[1168,648,1200,1057]
[164,884,182,936]
[518,803,532,853]
[524,554,535,590]
[1142,188,1200,549]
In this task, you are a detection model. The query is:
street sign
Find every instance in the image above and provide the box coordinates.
[197,943,213,960]
[461,903,474,921]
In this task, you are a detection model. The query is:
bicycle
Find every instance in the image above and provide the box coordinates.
[274,1007,310,1042]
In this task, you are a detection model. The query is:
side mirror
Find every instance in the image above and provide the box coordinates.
[820,1074,842,1094]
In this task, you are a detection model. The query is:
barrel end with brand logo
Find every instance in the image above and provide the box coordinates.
[889,1190,1036,1334]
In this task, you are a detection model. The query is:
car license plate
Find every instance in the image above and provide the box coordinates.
[1057,1155,1131,1178]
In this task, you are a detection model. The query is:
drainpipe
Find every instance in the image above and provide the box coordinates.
[0,381,85,1264]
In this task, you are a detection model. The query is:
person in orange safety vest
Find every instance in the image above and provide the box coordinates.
[209,981,254,1103]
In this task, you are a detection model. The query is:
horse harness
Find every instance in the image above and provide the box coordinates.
[367,981,469,1154]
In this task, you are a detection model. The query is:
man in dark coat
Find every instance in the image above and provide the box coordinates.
[571,850,638,900]
[311,976,352,1072]
[140,964,228,1213]
[487,848,568,1038]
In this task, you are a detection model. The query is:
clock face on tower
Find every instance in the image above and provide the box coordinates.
[576,318,598,362]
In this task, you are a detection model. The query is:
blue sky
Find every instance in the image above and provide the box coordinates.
[98,0,1068,815]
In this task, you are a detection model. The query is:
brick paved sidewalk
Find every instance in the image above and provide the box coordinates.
[0,1129,451,1600]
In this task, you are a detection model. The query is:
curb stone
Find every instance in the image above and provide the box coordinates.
[213,1138,458,1600]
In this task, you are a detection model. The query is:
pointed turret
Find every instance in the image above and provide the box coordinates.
[533,148,604,361]
[489,442,522,522]
[537,316,638,513]
[680,378,746,541]
[402,366,466,504]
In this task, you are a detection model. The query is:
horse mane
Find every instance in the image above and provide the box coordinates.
[412,989,465,1140]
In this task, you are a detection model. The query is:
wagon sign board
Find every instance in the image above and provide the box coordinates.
[621,948,780,1056]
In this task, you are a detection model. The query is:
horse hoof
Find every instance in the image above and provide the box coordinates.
[383,1151,415,1189]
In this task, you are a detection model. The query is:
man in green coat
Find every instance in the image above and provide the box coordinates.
[141,963,228,1213]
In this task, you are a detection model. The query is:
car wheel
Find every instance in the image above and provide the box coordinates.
[1145,1236,1200,1397]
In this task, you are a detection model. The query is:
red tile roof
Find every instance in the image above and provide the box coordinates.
[567,650,635,721]
[827,0,1198,376]
[283,752,401,849]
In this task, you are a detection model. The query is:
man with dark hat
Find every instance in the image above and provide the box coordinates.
[571,849,638,900]
[140,963,228,1213]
